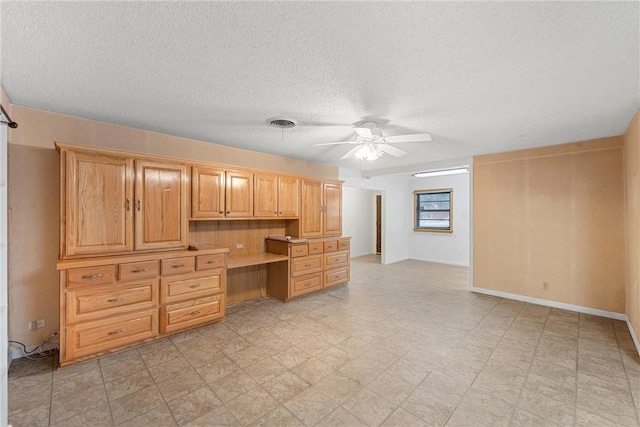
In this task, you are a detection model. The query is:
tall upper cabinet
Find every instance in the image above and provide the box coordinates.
[254,174,299,218]
[299,180,342,237]
[58,144,189,258]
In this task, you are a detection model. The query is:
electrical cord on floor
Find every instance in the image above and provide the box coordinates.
[9,331,59,360]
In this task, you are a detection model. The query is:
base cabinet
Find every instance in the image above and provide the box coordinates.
[58,248,227,366]
[265,237,351,301]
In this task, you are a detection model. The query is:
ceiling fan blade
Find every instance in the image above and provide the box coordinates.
[379,144,407,157]
[384,133,432,143]
[311,140,358,146]
[353,127,373,139]
[340,145,363,160]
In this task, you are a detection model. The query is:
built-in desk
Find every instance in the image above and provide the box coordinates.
[226,253,289,269]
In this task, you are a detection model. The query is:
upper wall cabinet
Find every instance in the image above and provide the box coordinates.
[134,160,188,251]
[254,174,299,219]
[59,144,189,258]
[225,170,254,218]
[63,150,134,257]
[300,180,342,237]
[191,166,225,219]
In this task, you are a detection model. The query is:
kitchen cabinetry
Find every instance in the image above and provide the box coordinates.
[58,144,188,258]
[254,174,299,218]
[300,180,342,237]
[191,166,225,219]
[58,248,227,366]
[265,237,350,301]
[225,170,254,218]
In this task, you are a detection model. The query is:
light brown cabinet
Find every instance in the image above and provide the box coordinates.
[225,170,254,218]
[254,174,299,218]
[300,180,342,237]
[59,145,188,257]
[58,248,227,366]
[191,166,225,219]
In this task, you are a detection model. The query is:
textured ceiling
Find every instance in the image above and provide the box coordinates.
[1,1,638,172]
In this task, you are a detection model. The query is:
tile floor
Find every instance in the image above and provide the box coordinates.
[8,256,640,426]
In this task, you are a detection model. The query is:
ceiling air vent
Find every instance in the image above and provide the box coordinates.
[268,118,296,128]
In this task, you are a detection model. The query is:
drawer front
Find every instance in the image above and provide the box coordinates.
[324,251,349,268]
[291,254,322,277]
[161,295,224,334]
[196,253,225,271]
[67,280,158,324]
[323,241,338,252]
[308,242,323,255]
[161,257,196,275]
[161,270,223,304]
[338,239,350,251]
[119,260,159,281]
[290,245,309,258]
[65,309,158,359]
[324,266,350,288]
[291,273,322,298]
[67,265,116,288]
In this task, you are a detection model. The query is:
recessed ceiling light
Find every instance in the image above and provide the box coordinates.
[268,118,296,128]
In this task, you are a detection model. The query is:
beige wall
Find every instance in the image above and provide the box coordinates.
[473,136,626,314]
[7,105,338,348]
[624,110,640,342]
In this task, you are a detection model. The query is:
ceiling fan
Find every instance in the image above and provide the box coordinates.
[311,121,432,161]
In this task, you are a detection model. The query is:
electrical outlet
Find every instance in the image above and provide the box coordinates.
[28,321,37,330]
[36,319,45,328]
[235,243,245,249]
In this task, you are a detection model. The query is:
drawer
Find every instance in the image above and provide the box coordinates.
[66,280,158,324]
[196,253,225,271]
[161,257,195,275]
[291,273,322,298]
[291,254,322,277]
[290,245,309,258]
[324,251,349,268]
[323,241,338,252]
[119,260,159,281]
[324,266,350,288]
[338,239,350,251]
[65,309,158,359]
[308,242,323,255]
[160,270,224,304]
[160,295,225,334]
[67,265,116,289]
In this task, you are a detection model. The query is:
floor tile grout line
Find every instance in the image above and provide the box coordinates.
[614,323,640,425]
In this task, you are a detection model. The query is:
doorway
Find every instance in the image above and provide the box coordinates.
[376,195,381,254]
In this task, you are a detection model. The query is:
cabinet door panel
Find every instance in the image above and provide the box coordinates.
[65,151,133,256]
[301,180,323,237]
[254,174,278,218]
[192,166,225,219]
[135,160,188,250]
[225,171,253,218]
[278,177,299,217]
[323,183,342,236]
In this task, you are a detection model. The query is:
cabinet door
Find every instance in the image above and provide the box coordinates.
[301,180,323,237]
[135,160,188,251]
[323,182,342,236]
[278,177,299,218]
[254,173,278,218]
[191,166,225,219]
[225,171,253,218]
[65,151,133,256]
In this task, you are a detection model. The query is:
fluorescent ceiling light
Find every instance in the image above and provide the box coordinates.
[413,166,469,178]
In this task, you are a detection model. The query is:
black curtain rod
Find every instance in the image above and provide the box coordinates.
[0,104,18,128]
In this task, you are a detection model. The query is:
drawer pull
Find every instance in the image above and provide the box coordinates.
[333,258,340,262]
[107,329,126,336]
[81,273,103,280]
[131,268,148,273]
[188,283,201,289]
[305,283,311,287]
[304,264,311,268]
[296,249,303,253]
[189,311,201,316]
[107,297,126,303]
[205,260,217,264]
[171,264,185,269]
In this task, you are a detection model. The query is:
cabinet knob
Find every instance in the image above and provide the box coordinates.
[126,198,130,211]
[219,211,223,214]
[137,198,141,211]
[274,211,277,214]
[226,211,230,214]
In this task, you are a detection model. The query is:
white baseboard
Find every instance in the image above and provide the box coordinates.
[409,256,469,267]
[470,285,627,321]
[351,251,376,259]
[9,345,36,361]
[626,318,640,356]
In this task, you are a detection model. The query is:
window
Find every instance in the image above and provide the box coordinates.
[414,189,453,232]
